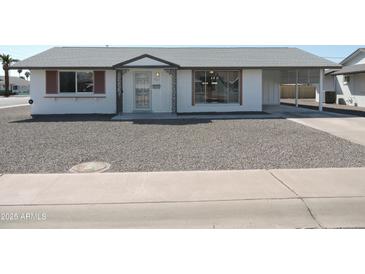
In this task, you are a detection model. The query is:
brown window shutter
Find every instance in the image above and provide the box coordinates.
[46,71,58,94]
[94,71,105,93]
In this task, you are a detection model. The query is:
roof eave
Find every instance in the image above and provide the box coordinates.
[10,65,341,70]
[9,66,113,70]
[180,65,341,69]
[333,70,365,75]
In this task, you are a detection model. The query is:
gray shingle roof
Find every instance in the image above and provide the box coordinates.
[333,64,365,75]
[11,47,340,69]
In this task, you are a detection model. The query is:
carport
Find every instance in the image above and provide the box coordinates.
[263,68,325,111]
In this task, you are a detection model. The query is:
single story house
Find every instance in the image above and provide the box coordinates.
[0,76,30,94]
[11,47,340,115]
[324,48,365,107]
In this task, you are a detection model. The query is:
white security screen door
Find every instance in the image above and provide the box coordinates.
[134,72,151,111]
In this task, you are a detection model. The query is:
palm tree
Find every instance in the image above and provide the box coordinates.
[17,69,22,77]
[0,54,19,96]
[25,71,30,81]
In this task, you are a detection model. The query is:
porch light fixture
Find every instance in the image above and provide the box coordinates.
[155,72,160,77]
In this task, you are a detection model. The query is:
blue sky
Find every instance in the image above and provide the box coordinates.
[1,45,364,76]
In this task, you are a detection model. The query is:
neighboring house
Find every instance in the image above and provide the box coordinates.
[324,48,365,107]
[0,76,30,94]
[11,47,339,115]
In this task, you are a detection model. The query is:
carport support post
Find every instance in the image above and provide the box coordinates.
[319,69,324,111]
[164,69,177,113]
[295,70,299,108]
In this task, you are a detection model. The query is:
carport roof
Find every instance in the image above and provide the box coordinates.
[11,46,341,69]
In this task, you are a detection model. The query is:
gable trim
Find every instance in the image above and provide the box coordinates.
[113,54,180,68]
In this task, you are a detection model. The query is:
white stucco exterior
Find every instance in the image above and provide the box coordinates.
[29,68,269,115]
[28,67,332,115]
[29,70,116,114]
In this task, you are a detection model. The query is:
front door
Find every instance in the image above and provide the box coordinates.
[134,72,151,111]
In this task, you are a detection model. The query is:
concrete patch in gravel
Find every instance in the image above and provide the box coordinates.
[69,161,111,173]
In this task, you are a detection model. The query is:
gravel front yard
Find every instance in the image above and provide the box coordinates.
[1,106,365,174]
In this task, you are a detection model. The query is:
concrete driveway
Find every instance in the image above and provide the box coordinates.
[288,116,365,146]
[1,168,364,228]
[0,95,29,109]
[265,105,365,146]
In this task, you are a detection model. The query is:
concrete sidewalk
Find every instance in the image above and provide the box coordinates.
[0,168,365,228]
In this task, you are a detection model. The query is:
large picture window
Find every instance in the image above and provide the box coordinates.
[193,70,240,104]
[59,71,93,93]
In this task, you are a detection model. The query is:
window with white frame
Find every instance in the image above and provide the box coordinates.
[59,71,93,93]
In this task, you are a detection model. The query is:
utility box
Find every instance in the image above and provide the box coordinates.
[325,91,336,104]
